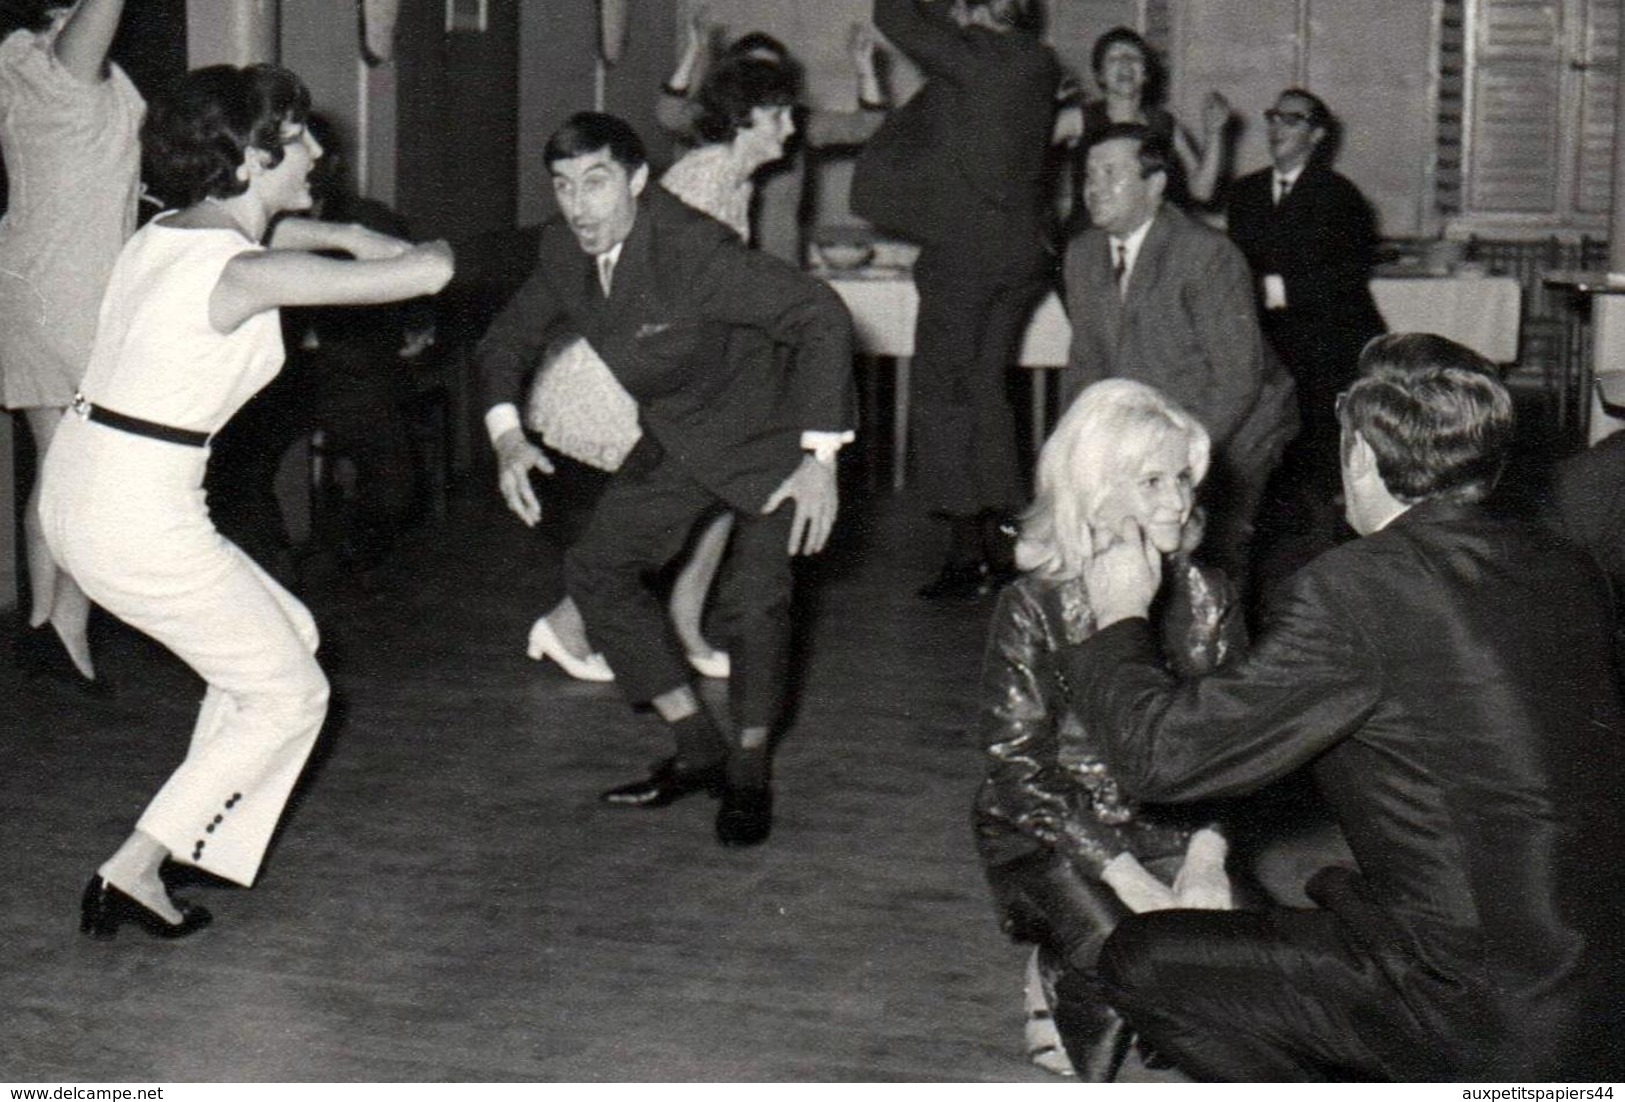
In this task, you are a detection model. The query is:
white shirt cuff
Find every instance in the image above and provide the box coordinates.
[802,430,855,464]
[485,403,522,445]
[1262,274,1287,310]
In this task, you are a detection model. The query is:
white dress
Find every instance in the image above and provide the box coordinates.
[39,218,328,887]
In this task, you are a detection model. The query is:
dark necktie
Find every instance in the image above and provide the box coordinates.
[597,252,615,297]
[1275,175,1293,205]
[1112,239,1128,296]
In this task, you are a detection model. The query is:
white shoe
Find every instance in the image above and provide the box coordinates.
[686,648,731,679]
[526,617,615,682]
[1024,948,1076,1077]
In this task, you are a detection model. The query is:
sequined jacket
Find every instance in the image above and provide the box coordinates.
[973,557,1244,875]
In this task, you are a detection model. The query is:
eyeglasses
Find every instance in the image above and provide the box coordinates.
[1264,108,1313,127]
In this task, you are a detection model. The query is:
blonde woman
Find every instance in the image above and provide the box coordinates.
[973,379,1243,1078]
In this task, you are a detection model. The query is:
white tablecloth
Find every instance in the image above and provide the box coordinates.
[1369,275,1522,364]
[827,269,1524,365]
[825,268,1523,489]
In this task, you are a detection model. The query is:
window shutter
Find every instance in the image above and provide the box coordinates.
[1574,0,1620,213]
[1468,0,1565,212]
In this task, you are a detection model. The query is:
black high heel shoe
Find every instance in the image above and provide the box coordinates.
[79,876,212,941]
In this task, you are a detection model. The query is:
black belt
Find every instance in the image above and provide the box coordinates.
[72,394,210,448]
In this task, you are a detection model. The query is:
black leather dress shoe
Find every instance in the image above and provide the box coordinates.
[916,562,988,600]
[599,757,725,807]
[715,783,772,847]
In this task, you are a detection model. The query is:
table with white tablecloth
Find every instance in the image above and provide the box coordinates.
[825,268,1522,490]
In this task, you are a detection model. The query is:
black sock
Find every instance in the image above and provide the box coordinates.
[726,746,769,789]
[670,713,727,770]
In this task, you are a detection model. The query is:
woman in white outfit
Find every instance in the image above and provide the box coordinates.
[40,63,453,939]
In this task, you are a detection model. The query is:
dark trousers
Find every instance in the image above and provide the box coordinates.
[565,444,794,731]
[1087,907,1426,1081]
[910,243,1050,518]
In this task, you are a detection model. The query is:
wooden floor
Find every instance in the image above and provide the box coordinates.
[0,466,1349,1083]
[0,478,1091,1082]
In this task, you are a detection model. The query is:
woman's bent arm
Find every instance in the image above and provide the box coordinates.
[209,241,454,333]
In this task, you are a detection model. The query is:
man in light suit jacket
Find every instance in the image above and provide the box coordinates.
[478,113,855,848]
[1050,334,1625,1081]
[1062,122,1296,585]
[1227,89,1385,492]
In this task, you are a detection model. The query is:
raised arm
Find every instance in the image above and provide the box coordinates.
[873,0,972,79]
[655,1,709,137]
[52,0,127,84]
[803,23,889,148]
[1172,92,1231,206]
[209,240,454,334]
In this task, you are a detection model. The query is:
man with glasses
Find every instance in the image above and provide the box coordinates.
[1062,122,1296,591]
[1228,89,1385,515]
[1050,333,1625,1080]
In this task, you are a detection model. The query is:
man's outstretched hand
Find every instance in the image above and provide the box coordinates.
[763,455,838,555]
[493,427,554,527]
[1085,517,1162,629]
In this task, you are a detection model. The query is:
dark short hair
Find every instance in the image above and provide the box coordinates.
[140,64,312,207]
[1278,86,1333,131]
[1084,121,1172,179]
[693,57,799,145]
[966,0,1044,34]
[543,112,646,174]
[1090,25,1167,102]
[1091,26,1148,76]
[1339,333,1515,505]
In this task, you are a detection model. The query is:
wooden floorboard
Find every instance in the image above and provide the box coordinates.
[1,483,1225,1083]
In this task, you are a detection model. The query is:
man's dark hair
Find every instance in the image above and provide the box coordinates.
[543,112,646,174]
[694,56,799,145]
[1339,333,1515,505]
[1084,122,1172,180]
[1279,86,1333,131]
[140,64,312,207]
[966,0,1044,35]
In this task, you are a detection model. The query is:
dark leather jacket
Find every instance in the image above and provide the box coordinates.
[973,558,1244,875]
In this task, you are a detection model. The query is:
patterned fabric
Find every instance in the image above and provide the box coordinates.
[660,143,752,242]
[0,16,144,409]
[524,336,640,471]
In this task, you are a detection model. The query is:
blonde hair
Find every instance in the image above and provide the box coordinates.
[1016,379,1210,580]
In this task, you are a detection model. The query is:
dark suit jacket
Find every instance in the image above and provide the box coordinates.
[477,187,854,512]
[1060,499,1625,1079]
[852,0,1059,251]
[1226,163,1385,382]
[1062,203,1296,462]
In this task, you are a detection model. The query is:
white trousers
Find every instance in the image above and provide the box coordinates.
[40,414,328,886]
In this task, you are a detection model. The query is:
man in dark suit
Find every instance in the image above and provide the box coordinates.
[478,113,855,848]
[1227,89,1385,493]
[853,0,1060,599]
[1052,333,1625,1080]
[1062,122,1296,587]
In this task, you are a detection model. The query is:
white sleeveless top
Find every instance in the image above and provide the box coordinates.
[80,217,285,435]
